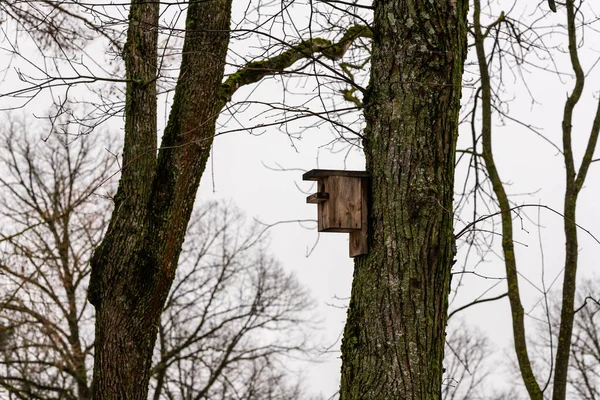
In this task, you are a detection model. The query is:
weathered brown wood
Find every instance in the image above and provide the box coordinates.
[303,169,370,256]
[317,180,326,231]
[349,178,368,257]
[320,176,361,232]
[307,192,329,204]
[303,169,370,181]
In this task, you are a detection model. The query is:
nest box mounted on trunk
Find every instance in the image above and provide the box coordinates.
[303,169,370,257]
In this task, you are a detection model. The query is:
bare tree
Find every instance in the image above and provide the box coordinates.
[151,201,314,400]
[3,0,372,396]
[443,322,492,400]
[0,119,315,399]
[453,0,600,398]
[527,279,600,400]
[472,1,543,396]
[550,3,600,398]
[564,279,600,400]
[0,119,113,400]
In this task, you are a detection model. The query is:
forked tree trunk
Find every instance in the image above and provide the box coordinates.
[553,1,600,398]
[339,1,468,398]
[88,0,232,397]
[473,1,543,398]
[86,0,374,394]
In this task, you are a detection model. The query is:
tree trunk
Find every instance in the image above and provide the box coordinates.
[339,1,468,398]
[88,0,232,397]
[552,1,600,398]
[473,2,543,398]
[85,1,374,395]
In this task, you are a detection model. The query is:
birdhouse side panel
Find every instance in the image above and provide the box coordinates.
[349,178,368,257]
[317,180,326,231]
[321,176,362,232]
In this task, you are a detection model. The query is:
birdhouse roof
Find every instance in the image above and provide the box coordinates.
[302,169,370,181]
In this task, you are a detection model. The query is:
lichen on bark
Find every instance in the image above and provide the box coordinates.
[339,0,469,398]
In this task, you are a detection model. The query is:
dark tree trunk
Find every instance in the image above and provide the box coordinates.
[473,2,542,398]
[84,0,373,395]
[339,1,468,398]
[88,0,232,397]
[552,1,600,398]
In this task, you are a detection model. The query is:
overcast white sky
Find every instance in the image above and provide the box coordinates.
[2,0,600,398]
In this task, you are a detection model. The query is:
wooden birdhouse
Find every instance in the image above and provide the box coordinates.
[303,169,370,257]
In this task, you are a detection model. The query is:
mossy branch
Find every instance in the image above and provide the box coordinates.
[474,0,543,397]
[341,87,362,107]
[552,1,598,398]
[219,25,372,102]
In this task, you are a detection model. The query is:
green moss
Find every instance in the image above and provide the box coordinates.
[220,25,372,102]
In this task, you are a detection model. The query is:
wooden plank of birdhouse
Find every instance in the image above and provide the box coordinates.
[306,192,329,203]
[321,175,362,232]
[349,177,368,257]
[317,180,326,231]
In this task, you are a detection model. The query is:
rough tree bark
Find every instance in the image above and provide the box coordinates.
[88,0,232,397]
[86,0,369,397]
[339,0,468,398]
